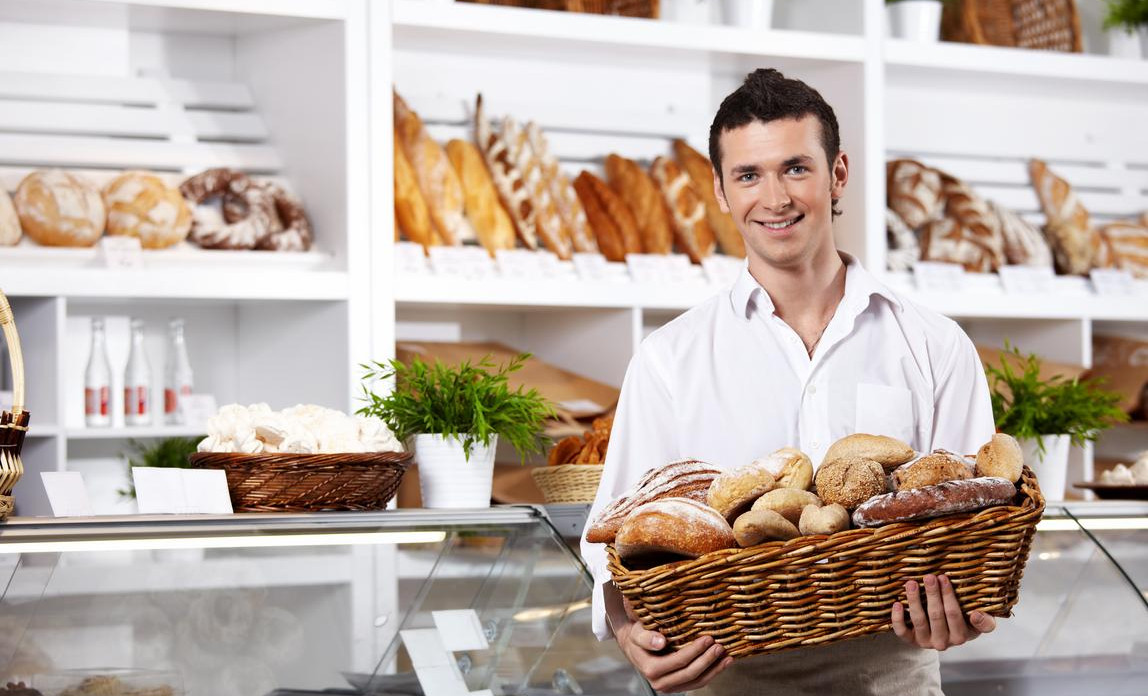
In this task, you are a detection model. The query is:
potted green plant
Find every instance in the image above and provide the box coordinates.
[1103,0,1148,59]
[886,0,948,42]
[358,352,554,509]
[984,345,1127,500]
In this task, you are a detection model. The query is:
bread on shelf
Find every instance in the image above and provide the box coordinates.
[672,139,745,258]
[0,188,20,247]
[527,122,597,254]
[394,127,438,249]
[446,138,516,255]
[573,170,641,262]
[606,153,673,255]
[1029,158,1093,275]
[650,155,715,263]
[13,169,105,247]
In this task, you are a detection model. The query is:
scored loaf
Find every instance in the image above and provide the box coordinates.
[852,476,1017,527]
[650,156,716,264]
[606,154,673,255]
[672,139,745,258]
[573,171,642,262]
[616,497,736,563]
[586,459,721,544]
[527,123,597,254]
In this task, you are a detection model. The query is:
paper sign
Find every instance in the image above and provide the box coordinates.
[626,253,693,283]
[429,246,495,279]
[395,241,430,274]
[412,666,469,696]
[133,467,233,515]
[557,398,605,416]
[912,261,965,293]
[179,393,216,431]
[100,236,144,269]
[495,249,546,279]
[572,253,610,281]
[400,628,453,668]
[702,255,745,286]
[41,472,94,517]
[1090,268,1135,296]
[998,265,1055,295]
[433,610,489,652]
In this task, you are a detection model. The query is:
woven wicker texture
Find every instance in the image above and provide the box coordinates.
[532,464,604,503]
[607,466,1044,659]
[459,0,659,18]
[0,289,28,521]
[190,451,412,512]
[0,496,12,520]
[942,0,1081,52]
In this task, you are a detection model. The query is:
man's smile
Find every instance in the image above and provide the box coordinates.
[753,214,804,232]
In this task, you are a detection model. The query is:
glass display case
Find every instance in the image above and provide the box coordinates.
[0,507,651,696]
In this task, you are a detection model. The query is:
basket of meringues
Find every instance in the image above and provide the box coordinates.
[0,289,29,521]
[591,433,1044,659]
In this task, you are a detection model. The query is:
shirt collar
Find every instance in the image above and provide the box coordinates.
[729,252,903,320]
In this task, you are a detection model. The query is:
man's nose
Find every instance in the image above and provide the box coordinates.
[760,176,791,211]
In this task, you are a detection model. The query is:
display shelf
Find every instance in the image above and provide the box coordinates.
[0,267,350,301]
[65,425,205,440]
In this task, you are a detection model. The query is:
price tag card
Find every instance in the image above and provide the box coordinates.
[627,254,693,283]
[495,249,546,279]
[998,265,1055,295]
[180,393,217,431]
[429,246,495,279]
[912,261,965,293]
[100,236,143,269]
[572,253,610,281]
[395,241,430,274]
[1090,268,1134,296]
[41,472,94,517]
[535,249,563,276]
[133,467,233,515]
[702,255,745,286]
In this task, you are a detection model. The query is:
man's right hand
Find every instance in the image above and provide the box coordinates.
[614,618,732,693]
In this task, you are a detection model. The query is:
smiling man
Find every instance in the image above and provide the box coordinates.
[580,69,997,694]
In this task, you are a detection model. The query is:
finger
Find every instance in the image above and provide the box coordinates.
[627,623,667,653]
[891,601,913,644]
[922,574,949,650]
[678,655,736,693]
[969,611,997,636]
[904,579,931,647]
[939,576,968,646]
[644,635,716,681]
[651,640,726,692]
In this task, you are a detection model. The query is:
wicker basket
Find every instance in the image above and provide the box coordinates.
[189,451,412,512]
[531,464,604,503]
[941,0,1082,52]
[459,0,659,18]
[0,289,29,522]
[607,466,1044,659]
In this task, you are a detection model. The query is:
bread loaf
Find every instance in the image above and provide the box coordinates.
[886,159,944,229]
[798,503,850,536]
[586,459,721,543]
[823,434,914,471]
[606,154,673,255]
[573,171,641,262]
[852,477,1017,527]
[1029,159,1093,275]
[752,447,813,490]
[475,95,537,250]
[990,201,1053,268]
[750,487,822,525]
[892,450,972,491]
[394,128,438,248]
[526,123,597,254]
[616,497,736,564]
[975,433,1023,483]
[514,121,573,259]
[1094,221,1148,280]
[0,188,20,246]
[814,457,886,510]
[651,156,715,264]
[732,508,799,547]
[886,208,920,272]
[706,461,776,521]
[103,171,191,249]
[14,170,105,247]
[672,139,745,258]
[446,139,516,255]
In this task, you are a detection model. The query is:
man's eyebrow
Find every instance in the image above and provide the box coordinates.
[730,163,760,175]
[782,155,815,167]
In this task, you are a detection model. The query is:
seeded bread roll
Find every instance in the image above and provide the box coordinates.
[823,434,915,471]
[732,508,800,547]
[852,477,1017,528]
[975,433,1024,483]
[814,457,887,510]
[586,459,720,544]
[892,450,972,491]
[752,447,814,490]
[707,461,777,522]
[750,488,822,525]
[616,497,736,563]
[798,503,850,536]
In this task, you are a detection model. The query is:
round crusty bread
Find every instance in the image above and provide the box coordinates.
[707,461,776,521]
[13,170,105,247]
[586,458,721,544]
[104,171,192,249]
[615,497,735,563]
[752,447,814,490]
[750,487,822,525]
[892,450,972,491]
[798,503,850,536]
[823,434,915,471]
[0,188,20,246]
[975,433,1024,483]
[814,456,887,510]
[852,476,1017,527]
[732,508,800,547]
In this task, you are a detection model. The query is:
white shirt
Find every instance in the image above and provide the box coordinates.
[580,254,995,640]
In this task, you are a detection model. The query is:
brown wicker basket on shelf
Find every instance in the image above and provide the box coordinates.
[0,290,29,522]
[189,451,412,512]
[941,0,1082,52]
[607,466,1044,659]
[459,0,659,18]
[531,464,604,503]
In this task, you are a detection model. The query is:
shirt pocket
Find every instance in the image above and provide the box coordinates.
[854,383,916,445]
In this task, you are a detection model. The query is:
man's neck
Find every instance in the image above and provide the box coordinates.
[750,249,848,330]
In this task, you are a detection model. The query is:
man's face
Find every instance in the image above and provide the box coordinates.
[713,115,848,273]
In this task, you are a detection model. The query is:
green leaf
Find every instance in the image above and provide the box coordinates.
[1103,0,1148,32]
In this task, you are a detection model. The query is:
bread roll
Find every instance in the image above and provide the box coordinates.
[750,488,822,525]
[814,457,886,510]
[823,434,915,471]
[14,170,105,247]
[752,447,813,490]
[706,461,776,521]
[0,188,20,246]
[975,433,1024,483]
[798,503,850,536]
[606,154,673,255]
[852,477,1017,528]
[616,497,736,564]
[586,459,721,544]
[103,171,191,249]
[733,508,799,547]
[446,139,516,255]
[573,171,641,262]
[672,139,745,258]
[892,450,972,491]
[650,156,715,264]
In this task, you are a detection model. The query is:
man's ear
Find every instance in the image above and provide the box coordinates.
[713,167,730,214]
[830,152,849,199]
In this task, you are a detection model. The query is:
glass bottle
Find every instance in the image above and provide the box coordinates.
[123,318,151,426]
[164,318,194,425]
[84,317,112,428]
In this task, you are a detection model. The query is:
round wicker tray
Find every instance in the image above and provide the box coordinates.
[189,451,412,512]
[607,466,1045,659]
[531,464,604,503]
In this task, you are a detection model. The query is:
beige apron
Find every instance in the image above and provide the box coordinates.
[694,632,943,696]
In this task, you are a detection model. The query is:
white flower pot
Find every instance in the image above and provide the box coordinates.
[413,434,497,509]
[721,0,774,29]
[1107,27,1147,60]
[886,0,943,42]
[1019,434,1070,501]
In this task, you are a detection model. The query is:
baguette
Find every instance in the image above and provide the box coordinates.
[651,156,715,263]
[573,171,642,262]
[445,139,516,255]
[393,129,437,249]
[528,123,597,253]
[852,476,1016,528]
[606,154,673,255]
[673,139,745,258]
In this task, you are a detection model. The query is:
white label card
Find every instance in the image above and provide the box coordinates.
[133,467,233,515]
[41,472,94,517]
[626,254,693,283]
[998,265,1055,295]
[495,249,546,279]
[572,253,610,281]
[1090,268,1134,296]
[180,393,216,431]
[100,236,143,269]
[701,255,745,286]
[429,246,495,279]
[557,398,605,415]
[433,610,489,652]
[912,261,965,293]
[395,241,430,275]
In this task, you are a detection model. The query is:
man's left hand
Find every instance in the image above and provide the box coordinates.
[892,573,996,651]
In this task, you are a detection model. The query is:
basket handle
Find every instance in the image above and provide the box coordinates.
[0,289,25,414]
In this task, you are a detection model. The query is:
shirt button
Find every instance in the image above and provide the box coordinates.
[811,441,820,450]
[808,384,817,395]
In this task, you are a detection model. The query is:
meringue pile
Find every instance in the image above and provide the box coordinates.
[1100,451,1148,485]
[197,403,403,455]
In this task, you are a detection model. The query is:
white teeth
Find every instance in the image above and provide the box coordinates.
[762,217,798,229]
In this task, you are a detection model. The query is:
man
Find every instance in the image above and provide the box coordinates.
[580,69,997,694]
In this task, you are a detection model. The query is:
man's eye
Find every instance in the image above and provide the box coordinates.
[738,172,757,183]
[786,166,808,175]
